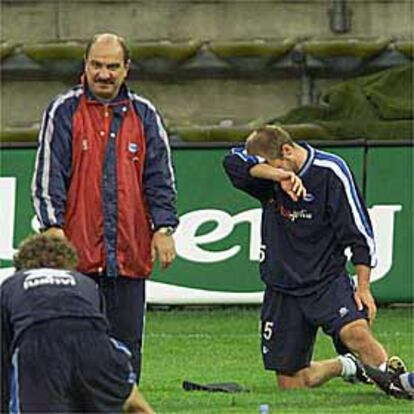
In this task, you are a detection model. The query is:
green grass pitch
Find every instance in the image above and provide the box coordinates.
[141,306,413,413]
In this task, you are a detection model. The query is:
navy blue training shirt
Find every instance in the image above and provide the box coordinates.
[0,268,109,411]
[1,268,107,351]
[223,143,377,296]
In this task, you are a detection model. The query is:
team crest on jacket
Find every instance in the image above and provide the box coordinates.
[128,142,138,153]
[338,306,350,318]
[303,193,315,202]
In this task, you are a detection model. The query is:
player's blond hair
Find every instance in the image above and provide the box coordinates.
[246,125,294,159]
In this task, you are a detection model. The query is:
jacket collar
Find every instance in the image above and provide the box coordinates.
[297,141,315,177]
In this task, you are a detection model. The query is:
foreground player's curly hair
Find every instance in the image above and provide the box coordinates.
[13,234,78,271]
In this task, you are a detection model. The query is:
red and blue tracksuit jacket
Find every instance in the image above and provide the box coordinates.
[32,82,178,278]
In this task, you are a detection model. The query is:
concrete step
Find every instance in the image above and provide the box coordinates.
[1,38,412,80]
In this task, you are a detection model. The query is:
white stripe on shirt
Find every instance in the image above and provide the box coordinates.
[31,88,83,227]
[314,158,377,267]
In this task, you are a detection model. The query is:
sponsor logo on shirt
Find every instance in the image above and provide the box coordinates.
[276,205,313,222]
[23,269,76,290]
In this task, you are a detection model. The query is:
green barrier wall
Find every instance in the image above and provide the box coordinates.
[0,145,412,303]
[365,147,413,302]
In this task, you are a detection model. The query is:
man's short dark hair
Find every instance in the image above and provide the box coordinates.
[13,234,78,271]
[85,33,131,65]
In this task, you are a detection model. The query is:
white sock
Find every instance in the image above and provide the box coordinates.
[378,362,387,372]
[339,355,357,379]
[400,372,414,393]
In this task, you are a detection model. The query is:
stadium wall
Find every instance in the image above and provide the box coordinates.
[3,0,412,42]
[2,0,413,132]
[0,141,412,304]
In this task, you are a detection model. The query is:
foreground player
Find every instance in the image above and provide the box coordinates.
[223,125,401,389]
[1,234,154,413]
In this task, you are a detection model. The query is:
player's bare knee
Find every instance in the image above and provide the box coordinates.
[277,369,310,389]
[300,369,316,388]
[277,377,303,390]
[340,319,373,351]
[277,372,297,390]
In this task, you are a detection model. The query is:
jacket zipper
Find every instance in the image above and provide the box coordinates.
[104,104,110,135]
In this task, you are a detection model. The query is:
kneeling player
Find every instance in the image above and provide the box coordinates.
[223,126,405,389]
[1,234,154,413]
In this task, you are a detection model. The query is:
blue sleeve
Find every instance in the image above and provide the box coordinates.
[31,92,79,230]
[1,284,11,412]
[142,106,179,230]
[223,147,274,202]
[327,168,377,268]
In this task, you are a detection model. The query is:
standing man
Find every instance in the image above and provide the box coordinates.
[223,125,402,389]
[1,234,154,413]
[31,33,179,382]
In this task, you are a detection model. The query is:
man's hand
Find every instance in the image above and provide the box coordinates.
[43,227,66,239]
[354,264,376,324]
[279,172,306,202]
[354,286,377,325]
[249,164,306,202]
[151,231,176,270]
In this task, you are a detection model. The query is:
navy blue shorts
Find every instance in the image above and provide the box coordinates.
[260,274,368,374]
[8,319,135,413]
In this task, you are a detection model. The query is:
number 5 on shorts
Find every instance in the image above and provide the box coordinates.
[263,321,274,340]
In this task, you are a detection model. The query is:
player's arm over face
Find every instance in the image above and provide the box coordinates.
[223,147,305,202]
[223,147,276,202]
[123,384,155,414]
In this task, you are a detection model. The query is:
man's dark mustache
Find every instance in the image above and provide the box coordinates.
[95,79,115,85]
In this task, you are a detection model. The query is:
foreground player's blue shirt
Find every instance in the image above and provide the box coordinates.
[223,143,377,296]
[0,269,108,411]
[1,269,107,350]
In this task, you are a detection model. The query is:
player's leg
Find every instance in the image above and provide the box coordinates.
[75,328,155,413]
[277,353,370,388]
[102,277,146,383]
[260,287,346,389]
[307,273,388,370]
[277,359,342,389]
[123,384,155,413]
[13,324,75,412]
[261,287,364,389]
[329,277,388,367]
[339,318,388,367]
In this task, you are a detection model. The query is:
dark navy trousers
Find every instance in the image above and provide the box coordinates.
[89,275,146,384]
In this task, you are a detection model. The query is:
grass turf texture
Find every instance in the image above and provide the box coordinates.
[141,306,413,413]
